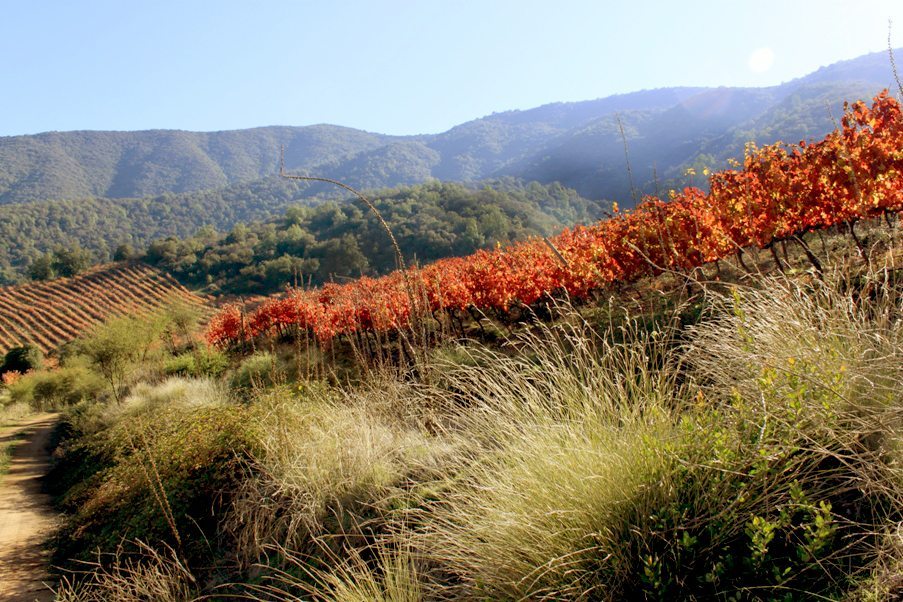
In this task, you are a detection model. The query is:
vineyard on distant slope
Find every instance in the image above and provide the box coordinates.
[0,262,208,355]
[208,92,903,348]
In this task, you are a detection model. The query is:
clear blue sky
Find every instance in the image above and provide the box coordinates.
[2,0,902,136]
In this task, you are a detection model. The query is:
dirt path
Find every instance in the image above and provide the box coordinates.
[0,413,60,602]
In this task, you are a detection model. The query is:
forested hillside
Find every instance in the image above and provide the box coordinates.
[143,180,603,294]
[0,176,309,284]
[0,179,600,288]
[0,125,389,204]
[0,50,897,206]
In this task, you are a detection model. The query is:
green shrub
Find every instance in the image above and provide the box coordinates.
[7,365,104,409]
[192,347,228,378]
[0,344,43,375]
[163,354,195,377]
[52,395,255,570]
[624,396,874,599]
[230,352,278,391]
[165,348,228,379]
[5,375,36,406]
[161,301,203,354]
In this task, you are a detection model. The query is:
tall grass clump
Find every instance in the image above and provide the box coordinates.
[686,270,903,410]
[231,351,280,392]
[118,376,229,416]
[54,543,197,602]
[400,273,903,599]
[264,539,424,602]
[0,399,33,425]
[419,312,689,599]
[226,378,458,572]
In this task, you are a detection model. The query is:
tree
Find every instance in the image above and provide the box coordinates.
[161,300,202,352]
[113,243,137,261]
[315,234,369,280]
[78,315,163,403]
[52,245,92,277]
[0,344,43,376]
[28,253,55,281]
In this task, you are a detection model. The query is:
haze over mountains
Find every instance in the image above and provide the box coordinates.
[1,49,899,206]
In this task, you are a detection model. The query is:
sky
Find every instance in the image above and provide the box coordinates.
[2,0,903,137]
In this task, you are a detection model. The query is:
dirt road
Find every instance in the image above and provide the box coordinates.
[0,413,60,602]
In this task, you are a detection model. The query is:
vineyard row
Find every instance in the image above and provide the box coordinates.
[0,263,206,354]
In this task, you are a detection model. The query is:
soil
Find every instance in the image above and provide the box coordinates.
[0,413,60,602]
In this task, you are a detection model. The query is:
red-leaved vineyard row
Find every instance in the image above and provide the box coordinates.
[207,92,903,347]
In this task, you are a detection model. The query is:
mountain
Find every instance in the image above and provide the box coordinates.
[0,126,390,204]
[505,51,901,200]
[0,49,898,207]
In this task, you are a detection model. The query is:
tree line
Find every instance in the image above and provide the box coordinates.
[143,179,603,295]
[14,179,602,295]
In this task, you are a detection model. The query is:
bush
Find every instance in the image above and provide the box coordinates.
[164,348,228,379]
[7,365,104,409]
[162,354,195,377]
[0,344,43,375]
[161,301,203,354]
[52,386,253,571]
[5,375,36,405]
[78,315,166,403]
[230,352,278,391]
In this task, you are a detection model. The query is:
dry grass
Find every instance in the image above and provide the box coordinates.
[243,539,424,602]
[226,379,459,569]
[54,542,198,602]
[292,274,903,599]
[49,250,903,600]
[413,312,687,599]
[0,400,33,426]
[685,269,903,412]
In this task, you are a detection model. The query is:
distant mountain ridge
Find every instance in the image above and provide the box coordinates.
[0,49,899,204]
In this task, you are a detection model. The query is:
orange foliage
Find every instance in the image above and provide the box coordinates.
[207,92,903,348]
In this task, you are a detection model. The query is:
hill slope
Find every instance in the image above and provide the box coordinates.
[0,178,601,286]
[0,50,898,205]
[0,263,207,355]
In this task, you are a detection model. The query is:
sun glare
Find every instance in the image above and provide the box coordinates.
[748,47,776,73]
